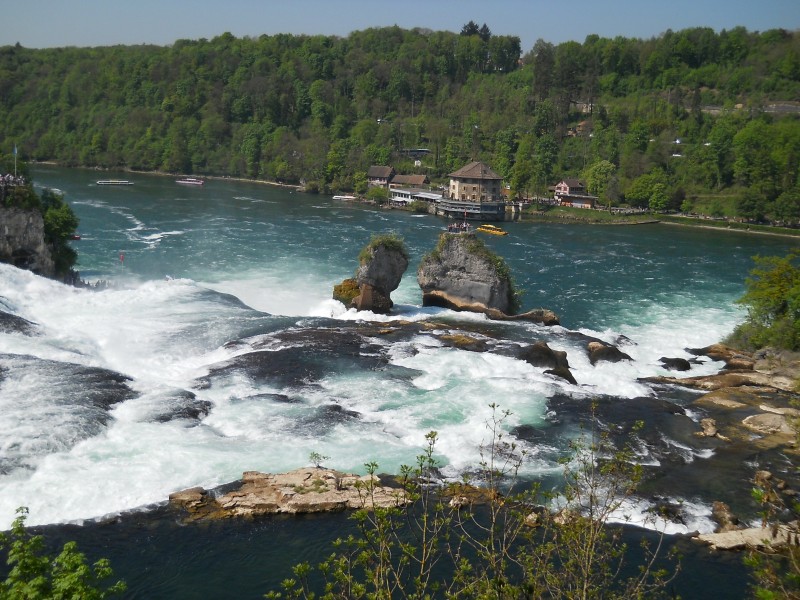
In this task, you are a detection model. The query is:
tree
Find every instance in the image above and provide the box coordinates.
[648,183,669,212]
[460,21,480,37]
[736,188,767,222]
[510,134,535,199]
[0,507,126,599]
[366,186,388,205]
[582,159,616,200]
[533,134,559,196]
[625,169,668,208]
[728,250,800,351]
[772,185,800,226]
[40,188,79,276]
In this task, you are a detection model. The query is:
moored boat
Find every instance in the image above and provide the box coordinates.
[176,177,205,186]
[476,224,508,236]
[332,194,356,200]
[96,180,133,185]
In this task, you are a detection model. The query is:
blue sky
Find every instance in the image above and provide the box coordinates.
[3,0,798,52]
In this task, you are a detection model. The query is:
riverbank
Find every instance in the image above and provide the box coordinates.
[32,162,800,239]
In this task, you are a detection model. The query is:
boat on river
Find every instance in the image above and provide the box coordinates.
[176,177,205,186]
[96,180,133,186]
[332,194,357,201]
[476,224,508,236]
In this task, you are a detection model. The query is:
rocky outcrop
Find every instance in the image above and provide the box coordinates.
[645,344,800,450]
[483,308,560,326]
[520,341,576,384]
[659,356,692,371]
[168,467,407,521]
[334,237,408,313]
[0,310,38,335]
[417,233,516,315]
[586,341,633,365]
[711,500,740,533]
[695,523,795,551]
[688,343,755,371]
[0,206,54,277]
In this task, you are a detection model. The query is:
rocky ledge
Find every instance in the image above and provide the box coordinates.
[168,467,407,522]
[646,344,800,552]
[646,344,800,449]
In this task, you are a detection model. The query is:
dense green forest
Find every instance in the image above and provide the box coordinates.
[1,24,799,221]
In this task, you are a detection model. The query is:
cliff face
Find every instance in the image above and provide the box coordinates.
[417,233,513,315]
[0,206,55,277]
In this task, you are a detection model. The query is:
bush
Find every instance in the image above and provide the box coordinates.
[0,507,126,599]
[267,405,678,599]
[727,250,800,351]
[357,233,409,264]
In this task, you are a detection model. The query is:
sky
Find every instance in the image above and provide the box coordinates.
[3,0,798,53]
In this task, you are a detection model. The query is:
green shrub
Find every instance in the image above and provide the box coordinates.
[357,233,409,265]
[0,507,126,599]
[727,250,800,351]
[268,406,678,600]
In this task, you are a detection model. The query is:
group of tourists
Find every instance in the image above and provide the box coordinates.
[0,173,25,187]
[446,221,472,233]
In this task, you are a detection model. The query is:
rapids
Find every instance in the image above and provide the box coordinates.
[1,165,797,535]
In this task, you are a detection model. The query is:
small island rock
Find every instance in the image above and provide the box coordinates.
[417,233,516,315]
[334,235,409,314]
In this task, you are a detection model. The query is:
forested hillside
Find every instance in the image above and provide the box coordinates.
[1,24,799,221]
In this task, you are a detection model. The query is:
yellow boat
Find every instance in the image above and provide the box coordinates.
[476,224,508,236]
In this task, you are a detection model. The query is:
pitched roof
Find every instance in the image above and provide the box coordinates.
[448,161,501,180]
[560,178,585,188]
[367,165,394,178]
[391,174,429,185]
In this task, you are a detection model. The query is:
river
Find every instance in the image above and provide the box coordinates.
[0,165,797,597]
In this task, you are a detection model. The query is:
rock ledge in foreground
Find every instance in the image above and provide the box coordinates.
[169,468,408,521]
[694,523,796,551]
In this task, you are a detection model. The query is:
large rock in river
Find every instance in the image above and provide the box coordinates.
[417,233,516,315]
[334,235,409,314]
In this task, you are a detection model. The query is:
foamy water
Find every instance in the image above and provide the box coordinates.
[2,167,794,530]
[0,261,735,530]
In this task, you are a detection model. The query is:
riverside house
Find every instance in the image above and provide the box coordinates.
[367,166,395,188]
[554,178,598,208]
[436,161,505,221]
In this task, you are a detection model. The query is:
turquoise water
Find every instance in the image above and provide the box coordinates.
[1,166,797,597]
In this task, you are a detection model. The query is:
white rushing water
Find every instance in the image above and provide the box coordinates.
[6,167,784,532]
[0,257,737,530]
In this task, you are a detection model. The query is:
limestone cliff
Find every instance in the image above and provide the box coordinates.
[0,206,55,277]
[417,233,516,315]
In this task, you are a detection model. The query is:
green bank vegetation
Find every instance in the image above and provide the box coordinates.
[268,407,678,599]
[727,250,800,352]
[0,508,125,599]
[0,25,798,224]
